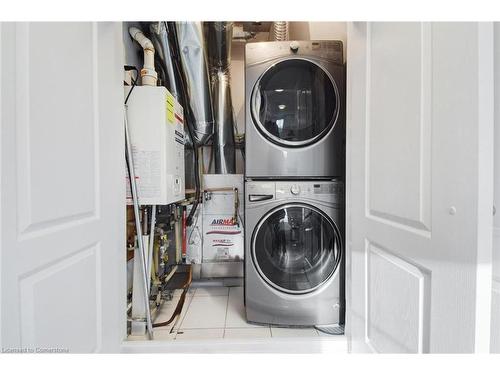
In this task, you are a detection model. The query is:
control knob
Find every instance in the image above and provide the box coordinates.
[290,41,299,52]
[290,184,301,195]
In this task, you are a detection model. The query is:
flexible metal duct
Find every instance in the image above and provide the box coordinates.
[149,22,180,99]
[176,22,214,146]
[206,22,236,174]
[272,21,289,41]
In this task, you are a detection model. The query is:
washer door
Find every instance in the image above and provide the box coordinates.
[251,58,339,147]
[252,204,341,294]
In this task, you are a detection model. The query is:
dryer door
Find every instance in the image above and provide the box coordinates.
[251,58,340,147]
[252,203,341,294]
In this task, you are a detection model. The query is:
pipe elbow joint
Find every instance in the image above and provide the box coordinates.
[129,26,155,52]
[129,26,157,86]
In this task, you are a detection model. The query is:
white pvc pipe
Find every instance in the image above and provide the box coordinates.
[129,26,157,86]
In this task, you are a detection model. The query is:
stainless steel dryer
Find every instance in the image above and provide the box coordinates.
[245,40,345,178]
[245,180,344,326]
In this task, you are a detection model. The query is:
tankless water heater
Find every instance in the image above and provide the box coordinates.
[125,86,185,205]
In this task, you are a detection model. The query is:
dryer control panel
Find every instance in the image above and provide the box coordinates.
[246,40,344,65]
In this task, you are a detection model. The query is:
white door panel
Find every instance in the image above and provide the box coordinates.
[492,232,500,352]
[1,22,125,353]
[491,23,500,354]
[347,22,494,353]
[367,23,431,232]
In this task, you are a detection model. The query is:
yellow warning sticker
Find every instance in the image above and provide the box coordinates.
[166,92,175,124]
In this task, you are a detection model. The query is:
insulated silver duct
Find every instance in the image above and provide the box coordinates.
[149,22,197,190]
[176,22,214,146]
[149,22,179,99]
[206,22,236,174]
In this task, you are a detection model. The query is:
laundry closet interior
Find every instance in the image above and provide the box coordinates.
[122,21,347,348]
[0,21,495,354]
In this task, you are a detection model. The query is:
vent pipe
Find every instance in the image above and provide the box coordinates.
[272,21,289,41]
[175,22,214,146]
[149,22,180,99]
[206,21,236,174]
[149,22,198,190]
[128,27,158,86]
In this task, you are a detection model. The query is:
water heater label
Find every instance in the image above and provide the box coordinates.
[166,92,175,124]
[126,149,161,201]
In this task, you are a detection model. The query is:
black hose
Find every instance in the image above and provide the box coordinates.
[154,55,167,87]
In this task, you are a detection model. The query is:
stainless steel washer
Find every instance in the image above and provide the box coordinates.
[245,40,345,179]
[245,180,344,326]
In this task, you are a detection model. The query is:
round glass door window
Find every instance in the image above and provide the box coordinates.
[252,204,341,294]
[251,58,339,147]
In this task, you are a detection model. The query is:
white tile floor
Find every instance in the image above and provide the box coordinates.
[129,286,340,341]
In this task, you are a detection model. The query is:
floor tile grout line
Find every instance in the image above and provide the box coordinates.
[190,296,230,299]
[191,286,230,299]
[175,290,195,333]
[177,294,229,330]
[155,290,195,339]
[222,287,231,338]
[148,286,335,341]
[175,327,226,331]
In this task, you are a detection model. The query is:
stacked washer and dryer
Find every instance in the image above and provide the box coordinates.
[244,40,345,327]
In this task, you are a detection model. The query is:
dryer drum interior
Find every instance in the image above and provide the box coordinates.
[251,203,342,294]
[251,58,340,147]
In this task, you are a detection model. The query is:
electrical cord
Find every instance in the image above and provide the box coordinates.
[153,55,167,87]
[187,201,202,245]
[124,65,139,241]
[124,65,139,105]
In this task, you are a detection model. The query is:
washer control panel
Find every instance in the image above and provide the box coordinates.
[246,180,344,205]
[275,181,343,204]
[290,184,301,195]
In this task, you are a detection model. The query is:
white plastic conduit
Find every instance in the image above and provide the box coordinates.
[129,26,158,86]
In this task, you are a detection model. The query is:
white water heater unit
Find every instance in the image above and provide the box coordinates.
[125,86,185,205]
